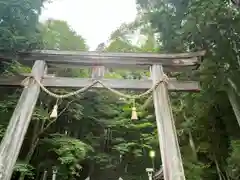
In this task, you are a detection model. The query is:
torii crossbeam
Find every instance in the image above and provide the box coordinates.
[0,50,205,180]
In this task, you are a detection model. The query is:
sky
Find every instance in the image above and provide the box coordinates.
[40,0,137,50]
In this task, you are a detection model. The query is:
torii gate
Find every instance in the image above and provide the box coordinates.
[0,50,205,180]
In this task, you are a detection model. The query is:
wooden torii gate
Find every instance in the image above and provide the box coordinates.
[0,50,205,180]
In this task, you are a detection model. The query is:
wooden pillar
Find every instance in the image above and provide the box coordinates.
[151,65,185,180]
[0,60,46,180]
[91,66,105,79]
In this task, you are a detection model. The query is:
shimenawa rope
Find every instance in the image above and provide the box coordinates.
[21,75,168,119]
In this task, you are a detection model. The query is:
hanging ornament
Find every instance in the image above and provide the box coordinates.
[131,99,138,120]
[50,99,59,118]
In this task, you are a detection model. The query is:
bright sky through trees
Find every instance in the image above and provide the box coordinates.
[40,0,137,50]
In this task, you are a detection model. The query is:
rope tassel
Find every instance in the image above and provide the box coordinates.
[131,107,138,120]
[30,74,169,121]
[131,99,138,120]
[50,99,59,119]
[50,104,58,118]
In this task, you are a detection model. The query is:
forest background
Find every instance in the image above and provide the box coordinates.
[0,0,240,180]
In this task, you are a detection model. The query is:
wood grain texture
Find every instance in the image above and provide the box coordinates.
[0,50,206,71]
[47,63,197,72]
[23,49,206,58]
[0,61,46,180]
[151,65,186,180]
[20,56,199,68]
[0,76,200,91]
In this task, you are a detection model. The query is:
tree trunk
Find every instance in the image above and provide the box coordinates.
[19,138,40,180]
[18,100,73,180]
[188,130,197,160]
[227,86,240,127]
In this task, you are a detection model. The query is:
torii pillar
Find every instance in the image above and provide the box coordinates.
[151,65,185,180]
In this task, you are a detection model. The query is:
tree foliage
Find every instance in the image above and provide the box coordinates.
[0,0,240,180]
[41,19,88,51]
[135,0,240,179]
[0,0,43,52]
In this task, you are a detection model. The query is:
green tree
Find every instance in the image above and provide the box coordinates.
[41,19,88,51]
[0,0,44,74]
[136,0,240,179]
[2,0,240,179]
